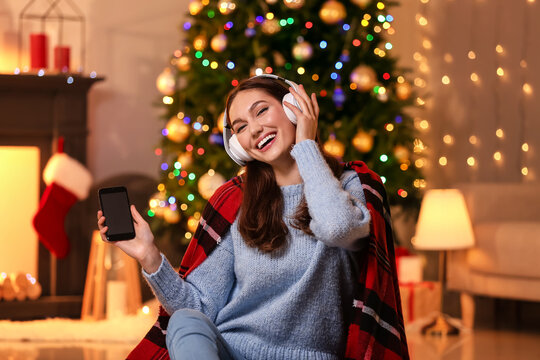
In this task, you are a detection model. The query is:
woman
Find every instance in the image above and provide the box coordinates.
[98,75,408,360]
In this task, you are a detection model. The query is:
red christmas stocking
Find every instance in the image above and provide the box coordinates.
[32,153,92,259]
[33,183,78,258]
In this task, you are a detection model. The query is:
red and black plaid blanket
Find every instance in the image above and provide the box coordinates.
[127,161,409,360]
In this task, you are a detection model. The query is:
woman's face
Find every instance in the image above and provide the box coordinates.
[228,89,296,167]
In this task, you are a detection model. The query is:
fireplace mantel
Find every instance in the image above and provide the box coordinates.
[0,73,103,319]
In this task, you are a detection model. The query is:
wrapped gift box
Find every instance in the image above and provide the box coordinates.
[395,247,424,284]
[399,281,441,325]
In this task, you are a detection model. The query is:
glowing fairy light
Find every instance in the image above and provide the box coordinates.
[439,156,448,166]
[468,51,476,60]
[522,143,529,152]
[496,67,505,76]
[467,157,476,167]
[523,83,533,95]
[470,73,479,82]
[469,136,478,145]
[496,128,504,138]
[442,75,450,85]
[493,151,502,161]
[443,135,454,145]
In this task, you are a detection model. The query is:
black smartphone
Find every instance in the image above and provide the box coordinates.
[98,186,136,241]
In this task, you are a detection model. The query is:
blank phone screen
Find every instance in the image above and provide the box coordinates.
[101,191,133,236]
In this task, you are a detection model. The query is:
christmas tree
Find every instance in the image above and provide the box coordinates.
[152,0,423,255]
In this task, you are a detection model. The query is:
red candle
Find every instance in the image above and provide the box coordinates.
[54,46,70,72]
[30,33,48,69]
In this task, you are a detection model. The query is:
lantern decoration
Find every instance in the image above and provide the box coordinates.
[394,145,410,163]
[218,0,237,15]
[156,68,176,95]
[193,34,208,51]
[350,65,377,92]
[198,171,226,199]
[211,33,228,53]
[166,117,191,143]
[352,130,374,153]
[189,0,204,15]
[292,42,313,62]
[176,55,191,71]
[319,0,347,25]
[351,0,371,8]
[396,81,412,100]
[323,134,346,158]
[177,152,193,169]
[284,0,305,9]
[262,19,281,35]
[163,207,181,223]
[187,216,199,233]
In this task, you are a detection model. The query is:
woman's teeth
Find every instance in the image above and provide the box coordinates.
[257,133,276,149]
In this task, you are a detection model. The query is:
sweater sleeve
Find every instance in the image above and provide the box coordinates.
[142,231,235,321]
[290,139,371,251]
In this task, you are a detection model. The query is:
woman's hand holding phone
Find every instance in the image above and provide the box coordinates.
[97,205,162,274]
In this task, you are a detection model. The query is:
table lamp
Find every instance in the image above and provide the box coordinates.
[412,189,475,336]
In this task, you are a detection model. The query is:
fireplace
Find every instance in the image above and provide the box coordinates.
[0,73,102,319]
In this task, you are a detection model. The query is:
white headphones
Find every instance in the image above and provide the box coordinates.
[222,74,302,166]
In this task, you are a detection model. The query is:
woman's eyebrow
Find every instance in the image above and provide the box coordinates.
[231,100,267,127]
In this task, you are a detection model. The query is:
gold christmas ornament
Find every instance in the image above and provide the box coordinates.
[176,55,191,72]
[323,135,345,158]
[198,171,226,200]
[396,81,412,100]
[166,117,191,143]
[319,0,347,25]
[163,207,181,223]
[177,152,193,169]
[217,112,225,133]
[284,0,305,9]
[193,34,208,51]
[352,130,374,153]
[351,0,371,8]
[218,0,237,15]
[261,18,281,35]
[189,0,204,15]
[211,33,228,52]
[292,42,313,62]
[156,68,176,95]
[187,216,199,233]
[394,145,410,163]
[350,65,377,92]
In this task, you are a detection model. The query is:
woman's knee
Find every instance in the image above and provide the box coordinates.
[168,308,215,335]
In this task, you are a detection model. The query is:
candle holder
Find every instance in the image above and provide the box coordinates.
[18,0,85,73]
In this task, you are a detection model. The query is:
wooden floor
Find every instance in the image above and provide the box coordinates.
[1,329,539,359]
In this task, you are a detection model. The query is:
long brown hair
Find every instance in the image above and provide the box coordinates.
[225,77,343,253]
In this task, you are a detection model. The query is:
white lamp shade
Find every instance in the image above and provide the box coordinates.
[412,189,475,250]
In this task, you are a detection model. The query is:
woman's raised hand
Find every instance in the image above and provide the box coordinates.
[97,205,162,273]
[283,83,319,144]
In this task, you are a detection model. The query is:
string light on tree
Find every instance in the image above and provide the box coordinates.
[218,0,237,15]
[352,130,375,153]
[211,33,228,52]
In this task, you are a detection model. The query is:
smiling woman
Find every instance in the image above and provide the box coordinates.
[106,75,408,360]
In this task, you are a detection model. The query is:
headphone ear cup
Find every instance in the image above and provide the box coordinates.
[282,92,300,125]
[229,134,253,164]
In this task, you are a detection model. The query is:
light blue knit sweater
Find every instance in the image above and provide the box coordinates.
[143,140,371,360]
